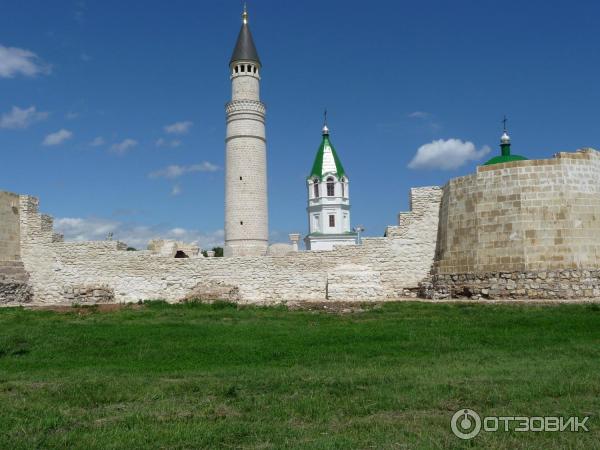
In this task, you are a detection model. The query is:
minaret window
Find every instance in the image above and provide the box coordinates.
[341,181,345,197]
[329,215,335,227]
[313,179,319,198]
[241,65,245,72]
[326,177,335,197]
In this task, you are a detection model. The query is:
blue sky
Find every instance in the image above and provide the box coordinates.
[1,0,599,249]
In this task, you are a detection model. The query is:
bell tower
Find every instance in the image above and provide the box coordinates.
[224,6,269,257]
[304,118,357,251]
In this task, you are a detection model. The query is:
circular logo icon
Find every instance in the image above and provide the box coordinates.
[451,409,482,440]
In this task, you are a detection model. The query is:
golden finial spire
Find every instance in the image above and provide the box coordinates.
[242,2,248,24]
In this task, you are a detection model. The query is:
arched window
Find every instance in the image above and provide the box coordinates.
[327,177,335,197]
[313,179,319,198]
[341,181,345,198]
[235,66,239,74]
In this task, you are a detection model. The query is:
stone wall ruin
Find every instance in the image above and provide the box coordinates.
[3,187,443,305]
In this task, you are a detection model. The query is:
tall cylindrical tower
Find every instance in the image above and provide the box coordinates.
[224,7,268,257]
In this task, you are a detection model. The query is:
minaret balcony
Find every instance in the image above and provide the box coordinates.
[226,100,266,115]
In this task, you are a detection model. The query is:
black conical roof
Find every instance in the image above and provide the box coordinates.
[230,22,261,66]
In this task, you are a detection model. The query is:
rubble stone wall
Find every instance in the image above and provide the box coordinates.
[12,186,442,305]
[421,270,600,300]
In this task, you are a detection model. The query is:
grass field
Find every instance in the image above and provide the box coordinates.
[0,301,599,449]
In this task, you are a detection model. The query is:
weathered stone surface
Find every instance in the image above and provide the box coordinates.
[0,191,21,262]
[185,281,240,302]
[4,149,598,306]
[0,281,32,305]
[0,261,32,305]
[420,269,600,300]
[11,187,442,305]
[434,148,600,274]
[225,61,268,257]
[424,148,600,300]
[63,285,114,304]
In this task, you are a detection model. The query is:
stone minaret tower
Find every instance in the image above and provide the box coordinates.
[224,6,268,257]
[304,120,357,251]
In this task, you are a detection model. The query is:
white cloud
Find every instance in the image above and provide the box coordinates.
[0,106,48,129]
[408,111,431,119]
[0,44,51,78]
[170,227,186,237]
[171,184,182,196]
[149,162,220,179]
[55,217,117,240]
[156,138,182,148]
[110,138,137,155]
[42,129,73,146]
[408,138,490,170]
[164,121,193,135]
[89,136,105,147]
[54,216,224,250]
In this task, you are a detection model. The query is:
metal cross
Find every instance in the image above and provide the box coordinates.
[502,115,508,132]
[324,108,328,127]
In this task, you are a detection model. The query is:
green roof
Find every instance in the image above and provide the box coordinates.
[308,130,346,180]
[483,154,528,165]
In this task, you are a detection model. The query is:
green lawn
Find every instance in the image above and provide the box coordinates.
[0,301,599,449]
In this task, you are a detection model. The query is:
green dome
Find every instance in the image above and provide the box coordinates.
[483,154,528,165]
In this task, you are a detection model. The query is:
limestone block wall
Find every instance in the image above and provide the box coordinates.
[0,191,21,262]
[425,148,600,299]
[13,187,442,305]
[388,187,443,240]
[0,192,32,304]
[435,148,600,274]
